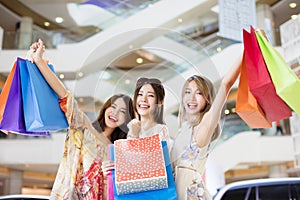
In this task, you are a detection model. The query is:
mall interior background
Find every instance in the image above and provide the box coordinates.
[0,0,300,196]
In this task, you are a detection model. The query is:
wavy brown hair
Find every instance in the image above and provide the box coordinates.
[92,94,135,143]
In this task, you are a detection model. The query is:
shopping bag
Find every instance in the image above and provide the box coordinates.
[0,59,49,136]
[114,134,168,195]
[236,53,272,128]
[0,62,16,123]
[109,141,177,200]
[255,30,300,116]
[107,144,115,200]
[18,57,68,132]
[243,27,292,121]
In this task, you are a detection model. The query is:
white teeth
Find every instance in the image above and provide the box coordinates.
[109,116,118,122]
[139,104,149,108]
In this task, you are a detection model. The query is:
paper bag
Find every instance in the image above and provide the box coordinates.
[243,27,291,121]
[19,58,68,132]
[255,30,300,116]
[236,53,272,128]
[0,59,49,136]
[114,134,168,195]
[0,62,16,123]
[109,141,177,200]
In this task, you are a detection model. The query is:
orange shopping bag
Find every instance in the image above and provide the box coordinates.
[0,62,16,122]
[236,53,272,128]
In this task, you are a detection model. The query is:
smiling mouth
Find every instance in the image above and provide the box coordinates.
[139,104,150,109]
[187,103,198,109]
[109,116,118,122]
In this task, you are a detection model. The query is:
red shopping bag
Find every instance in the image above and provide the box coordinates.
[109,141,177,200]
[243,27,291,121]
[114,134,167,195]
[236,53,272,128]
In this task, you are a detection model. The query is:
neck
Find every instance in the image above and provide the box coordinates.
[103,126,114,140]
[186,113,200,126]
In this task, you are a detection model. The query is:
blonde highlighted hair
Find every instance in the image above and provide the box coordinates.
[178,75,220,141]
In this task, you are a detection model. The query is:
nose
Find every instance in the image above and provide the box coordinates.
[112,108,119,116]
[141,94,147,102]
[190,92,196,100]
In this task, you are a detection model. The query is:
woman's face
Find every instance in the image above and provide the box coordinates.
[104,98,127,129]
[136,84,157,117]
[183,80,206,117]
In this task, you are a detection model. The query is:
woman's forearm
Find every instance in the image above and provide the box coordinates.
[35,59,67,99]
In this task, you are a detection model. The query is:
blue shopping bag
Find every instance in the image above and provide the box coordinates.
[109,141,178,200]
[18,57,68,132]
[0,58,49,136]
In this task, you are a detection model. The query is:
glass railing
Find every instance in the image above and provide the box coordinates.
[1,0,160,50]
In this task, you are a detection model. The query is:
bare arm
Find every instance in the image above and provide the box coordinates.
[194,53,242,148]
[28,39,67,98]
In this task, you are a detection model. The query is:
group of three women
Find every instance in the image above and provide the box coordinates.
[27,39,242,200]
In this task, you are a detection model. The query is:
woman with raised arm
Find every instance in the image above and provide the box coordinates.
[171,55,242,200]
[28,39,135,200]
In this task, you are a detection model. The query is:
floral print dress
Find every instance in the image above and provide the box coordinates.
[50,91,111,200]
[171,122,211,200]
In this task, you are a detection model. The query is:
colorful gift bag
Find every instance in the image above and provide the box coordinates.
[255,30,300,116]
[108,141,177,200]
[236,53,272,128]
[107,144,115,200]
[114,134,168,195]
[18,58,68,132]
[0,62,16,123]
[0,59,49,136]
[243,27,291,121]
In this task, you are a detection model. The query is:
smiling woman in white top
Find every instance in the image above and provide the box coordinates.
[127,77,170,147]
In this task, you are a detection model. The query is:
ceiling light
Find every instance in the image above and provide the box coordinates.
[129,45,133,49]
[291,14,298,20]
[78,71,84,77]
[177,18,183,23]
[289,3,297,9]
[59,74,65,79]
[44,21,50,27]
[216,47,222,52]
[125,79,131,84]
[136,57,143,64]
[55,17,64,24]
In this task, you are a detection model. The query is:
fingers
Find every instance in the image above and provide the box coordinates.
[27,39,46,63]
[101,160,115,176]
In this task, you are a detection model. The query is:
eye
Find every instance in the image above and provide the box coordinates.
[111,105,116,109]
[120,110,126,114]
[148,94,155,98]
[196,91,202,95]
[185,90,191,94]
[138,92,143,96]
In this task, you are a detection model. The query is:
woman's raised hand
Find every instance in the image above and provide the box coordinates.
[127,119,141,138]
[26,39,46,63]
